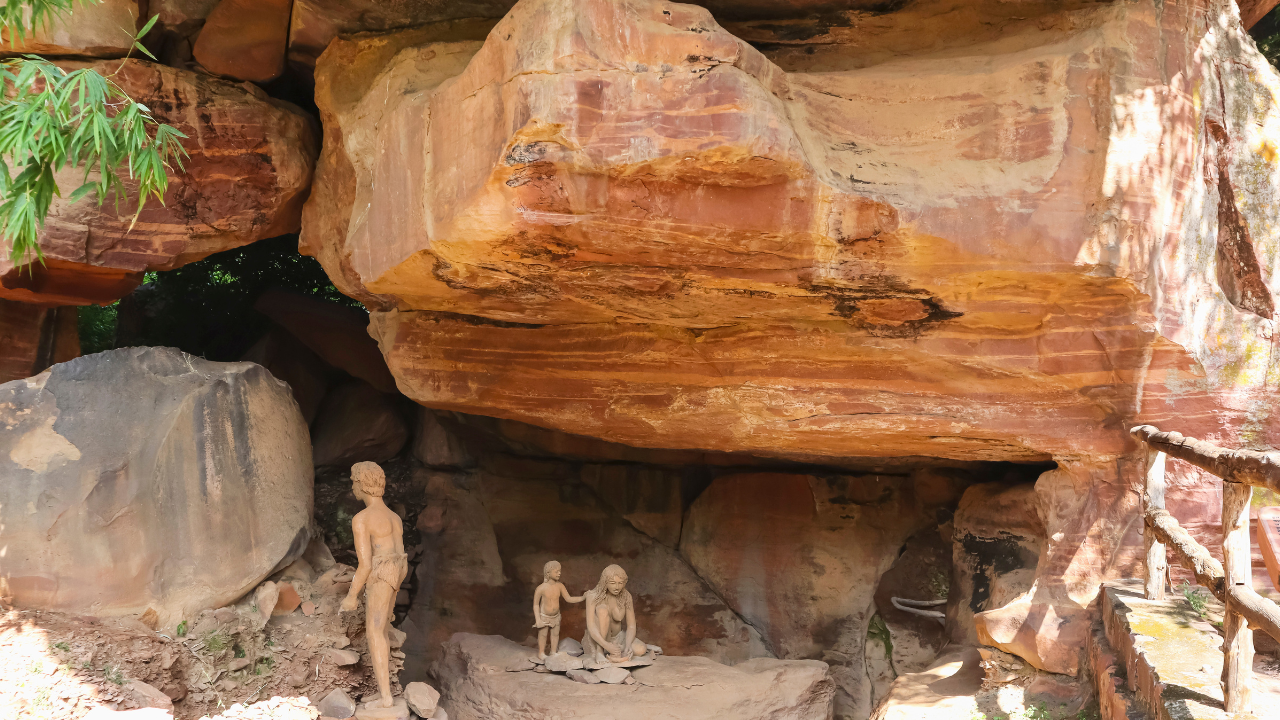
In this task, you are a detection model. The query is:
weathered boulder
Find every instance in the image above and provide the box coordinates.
[680,472,933,718]
[411,408,473,468]
[240,326,335,424]
[0,300,79,384]
[193,0,291,82]
[0,0,138,57]
[0,347,313,626]
[434,632,834,720]
[253,289,397,393]
[0,60,317,306]
[948,483,1043,646]
[310,380,409,466]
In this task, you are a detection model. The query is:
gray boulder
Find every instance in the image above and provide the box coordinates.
[0,347,313,627]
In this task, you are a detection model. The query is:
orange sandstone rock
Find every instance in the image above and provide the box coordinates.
[303,0,1280,678]
[0,60,317,306]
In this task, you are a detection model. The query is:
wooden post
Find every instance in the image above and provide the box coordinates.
[1145,449,1168,600]
[1222,480,1254,713]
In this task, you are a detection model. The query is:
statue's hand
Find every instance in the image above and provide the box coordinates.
[340,594,358,612]
[601,641,620,656]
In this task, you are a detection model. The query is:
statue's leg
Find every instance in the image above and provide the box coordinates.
[632,639,647,657]
[551,624,560,657]
[366,580,396,707]
[538,627,549,659]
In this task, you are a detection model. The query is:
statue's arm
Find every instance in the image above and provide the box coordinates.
[623,602,637,658]
[342,514,372,610]
[560,584,583,603]
[533,584,545,620]
[585,596,613,651]
[393,514,405,555]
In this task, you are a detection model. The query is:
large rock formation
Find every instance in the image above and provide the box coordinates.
[434,632,834,720]
[398,460,770,683]
[0,347,314,627]
[0,60,317,306]
[302,0,1280,685]
[680,472,944,718]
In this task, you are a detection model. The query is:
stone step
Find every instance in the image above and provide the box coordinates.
[1099,580,1245,720]
[1085,612,1145,720]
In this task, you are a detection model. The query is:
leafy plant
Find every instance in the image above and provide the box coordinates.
[175,619,187,637]
[50,641,70,652]
[0,4,187,263]
[254,656,274,675]
[0,0,81,44]
[203,630,229,654]
[866,613,893,661]
[928,568,950,599]
[1180,580,1209,617]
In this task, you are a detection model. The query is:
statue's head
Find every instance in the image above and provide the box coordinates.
[351,461,386,500]
[543,560,562,582]
[600,564,627,596]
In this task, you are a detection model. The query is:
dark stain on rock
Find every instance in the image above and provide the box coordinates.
[960,533,1038,613]
[808,277,961,337]
[1206,121,1274,318]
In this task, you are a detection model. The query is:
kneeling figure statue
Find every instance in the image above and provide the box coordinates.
[582,564,650,666]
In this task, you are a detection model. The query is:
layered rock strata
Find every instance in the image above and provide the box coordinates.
[0,347,314,625]
[303,0,1280,685]
[0,60,317,306]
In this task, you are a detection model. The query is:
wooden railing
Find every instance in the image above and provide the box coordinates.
[1131,425,1280,713]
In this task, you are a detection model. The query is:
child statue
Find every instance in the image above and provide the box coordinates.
[340,461,408,709]
[532,560,583,660]
[582,564,650,666]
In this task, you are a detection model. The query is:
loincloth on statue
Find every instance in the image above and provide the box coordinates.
[533,609,561,630]
[367,551,408,593]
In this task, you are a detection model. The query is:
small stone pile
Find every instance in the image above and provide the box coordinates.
[198,696,320,720]
[531,638,663,685]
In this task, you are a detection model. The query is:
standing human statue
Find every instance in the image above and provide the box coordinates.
[532,560,583,660]
[340,461,408,709]
[581,564,651,666]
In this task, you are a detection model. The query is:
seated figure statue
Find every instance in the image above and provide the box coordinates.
[581,564,650,666]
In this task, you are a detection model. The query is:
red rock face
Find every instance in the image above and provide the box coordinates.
[304,0,1280,681]
[193,0,291,82]
[0,60,317,306]
[0,300,79,384]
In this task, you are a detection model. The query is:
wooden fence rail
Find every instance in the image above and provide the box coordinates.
[1130,425,1280,714]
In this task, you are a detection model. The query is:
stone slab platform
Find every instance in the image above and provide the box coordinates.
[432,633,834,720]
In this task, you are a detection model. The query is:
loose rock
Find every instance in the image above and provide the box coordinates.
[543,652,583,673]
[592,667,631,684]
[566,668,600,684]
[403,682,440,717]
[318,689,357,719]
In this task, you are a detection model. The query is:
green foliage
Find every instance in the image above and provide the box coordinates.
[254,656,274,675]
[77,301,118,354]
[928,568,950,599]
[0,7,187,264]
[866,613,893,661]
[175,619,187,637]
[1180,579,1209,617]
[50,641,70,652]
[203,630,229,654]
[0,0,80,44]
[113,235,360,360]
